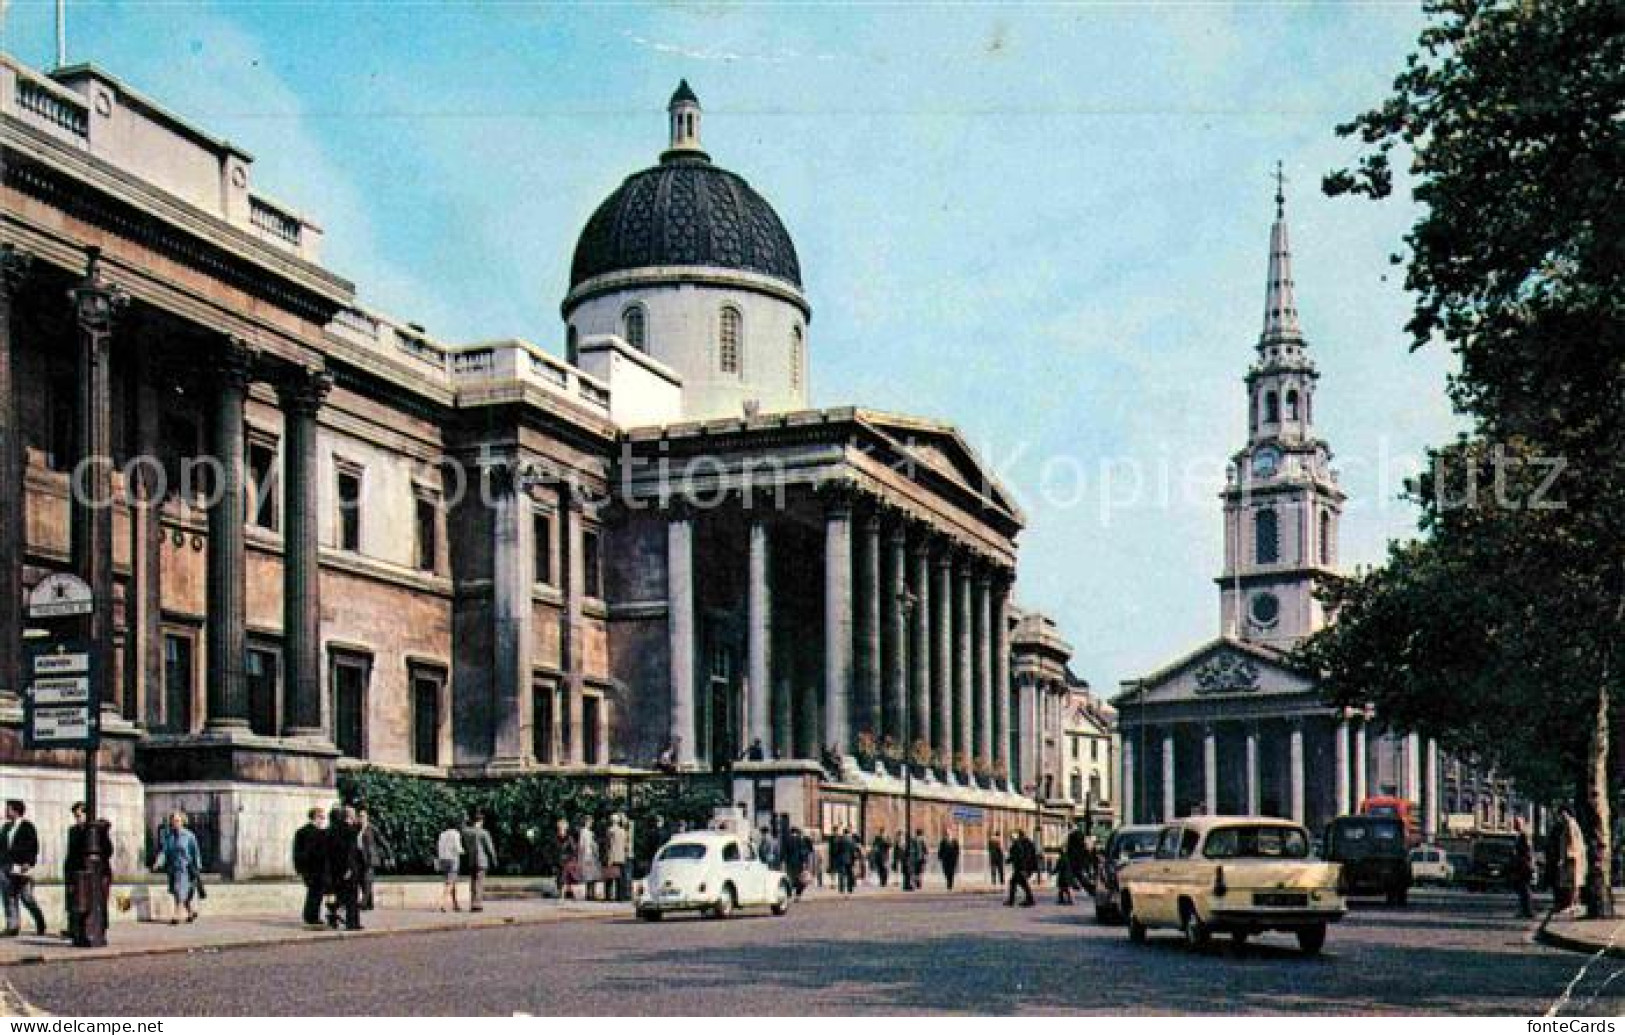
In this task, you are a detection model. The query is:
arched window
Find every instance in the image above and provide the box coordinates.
[1255,508,1280,565]
[622,304,646,352]
[1264,390,1280,424]
[1319,510,1333,565]
[790,324,804,391]
[1285,389,1299,420]
[719,305,742,374]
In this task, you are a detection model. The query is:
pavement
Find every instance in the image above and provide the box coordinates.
[1538,911,1625,959]
[5,887,1619,1016]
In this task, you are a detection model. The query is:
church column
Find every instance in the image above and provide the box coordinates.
[1405,731,1422,804]
[488,458,533,767]
[1333,715,1351,816]
[0,245,32,704]
[856,507,882,742]
[1289,718,1306,823]
[1203,723,1218,816]
[277,367,332,738]
[666,505,697,768]
[882,518,906,747]
[822,489,854,754]
[1161,728,1176,821]
[1121,734,1136,824]
[203,335,252,730]
[931,548,953,763]
[954,552,973,772]
[992,571,1012,784]
[1424,738,1440,839]
[126,332,164,726]
[1245,722,1261,816]
[746,513,771,752]
[1353,717,1369,808]
[908,532,930,757]
[974,566,994,771]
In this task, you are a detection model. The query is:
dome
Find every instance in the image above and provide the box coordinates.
[569,155,803,291]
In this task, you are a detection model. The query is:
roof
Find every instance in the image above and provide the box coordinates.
[1166,815,1308,833]
[664,830,744,845]
[670,79,699,106]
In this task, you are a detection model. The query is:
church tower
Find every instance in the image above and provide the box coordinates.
[1217,167,1346,647]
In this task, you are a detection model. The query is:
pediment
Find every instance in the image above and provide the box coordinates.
[1115,637,1315,708]
[855,409,1024,525]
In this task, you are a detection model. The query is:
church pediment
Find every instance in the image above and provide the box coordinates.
[1115,637,1315,709]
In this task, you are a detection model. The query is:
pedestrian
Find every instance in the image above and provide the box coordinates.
[606,814,631,903]
[62,803,86,938]
[987,835,1005,886]
[910,829,928,890]
[292,807,328,928]
[1,800,46,938]
[938,831,961,891]
[462,810,498,912]
[356,805,394,911]
[155,811,202,924]
[555,818,580,900]
[324,805,365,931]
[576,816,602,901]
[1005,829,1036,907]
[746,738,766,761]
[435,821,464,912]
[1055,849,1075,905]
[784,827,810,899]
[833,827,856,894]
[870,831,891,887]
[1065,821,1091,896]
[1555,805,1587,915]
[1512,817,1536,919]
[760,825,781,870]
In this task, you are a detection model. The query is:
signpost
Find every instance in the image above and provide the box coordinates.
[25,572,106,947]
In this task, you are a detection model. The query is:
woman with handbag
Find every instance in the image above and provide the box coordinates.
[155,812,201,924]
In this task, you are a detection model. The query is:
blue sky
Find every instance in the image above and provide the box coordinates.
[2,1,1460,694]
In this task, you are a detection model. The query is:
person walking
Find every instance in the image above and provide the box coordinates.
[870,832,891,888]
[1512,817,1536,919]
[576,816,602,901]
[156,812,202,924]
[356,806,394,912]
[1,800,46,938]
[554,818,580,900]
[834,828,857,895]
[435,821,464,912]
[462,811,498,912]
[324,806,365,931]
[292,807,328,928]
[606,814,631,903]
[1555,806,1587,915]
[938,831,961,891]
[988,835,1006,886]
[1005,829,1037,907]
[910,830,928,890]
[784,827,810,899]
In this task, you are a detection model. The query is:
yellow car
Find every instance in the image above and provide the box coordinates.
[1117,816,1345,955]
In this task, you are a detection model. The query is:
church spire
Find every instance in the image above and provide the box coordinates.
[1260,161,1302,345]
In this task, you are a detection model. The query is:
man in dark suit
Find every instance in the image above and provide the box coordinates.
[1,800,47,937]
[987,836,1006,886]
[1005,829,1037,907]
[831,828,855,895]
[460,810,497,912]
[325,806,366,931]
[938,832,961,891]
[356,806,393,911]
[292,807,328,928]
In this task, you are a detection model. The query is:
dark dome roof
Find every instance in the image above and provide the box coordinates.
[570,156,802,291]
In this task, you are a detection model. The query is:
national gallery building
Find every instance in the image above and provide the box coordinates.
[1,60,1080,876]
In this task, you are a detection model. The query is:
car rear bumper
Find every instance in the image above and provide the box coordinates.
[1209,908,1345,930]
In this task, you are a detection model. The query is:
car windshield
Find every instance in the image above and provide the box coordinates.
[1202,825,1311,860]
[1114,830,1161,859]
[657,843,708,863]
[1365,803,1401,818]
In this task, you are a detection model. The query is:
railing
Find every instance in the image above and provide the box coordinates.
[528,352,569,389]
[451,348,494,375]
[331,306,379,342]
[395,330,448,372]
[577,379,611,411]
[249,196,301,246]
[16,76,88,139]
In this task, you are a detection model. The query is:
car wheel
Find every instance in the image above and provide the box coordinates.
[1297,923,1328,955]
[1094,901,1112,925]
[1180,902,1212,951]
[1231,930,1251,949]
[771,880,791,916]
[1128,913,1147,944]
[712,885,736,920]
[637,908,662,922]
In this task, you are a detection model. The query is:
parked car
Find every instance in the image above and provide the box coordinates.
[1117,816,1346,955]
[1323,815,1412,905]
[1463,834,1519,892]
[1093,824,1163,924]
[1447,852,1472,885]
[635,831,793,921]
[1409,845,1453,885]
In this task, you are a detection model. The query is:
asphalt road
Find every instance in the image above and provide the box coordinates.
[6,889,1621,1016]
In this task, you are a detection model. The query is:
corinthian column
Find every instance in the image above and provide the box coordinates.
[746,513,772,752]
[931,549,952,762]
[882,518,907,745]
[205,336,254,730]
[857,508,882,741]
[666,503,696,768]
[992,571,1012,783]
[822,488,854,754]
[0,245,33,705]
[908,533,931,757]
[278,367,332,738]
[974,566,994,770]
[954,552,973,769]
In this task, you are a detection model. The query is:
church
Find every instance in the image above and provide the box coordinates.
[0,58,1082,876]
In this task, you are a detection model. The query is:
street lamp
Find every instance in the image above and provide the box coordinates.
[898,586,917,890]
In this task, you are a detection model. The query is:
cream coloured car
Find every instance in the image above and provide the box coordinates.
[1117,816,1346,954]
[635,831,793,921]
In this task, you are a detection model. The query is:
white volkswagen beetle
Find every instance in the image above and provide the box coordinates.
[635,831,793,921]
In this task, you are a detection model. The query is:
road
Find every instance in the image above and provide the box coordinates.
[6,889,1620,1016]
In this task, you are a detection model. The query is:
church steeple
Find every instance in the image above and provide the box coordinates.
[1261,161,1302,346]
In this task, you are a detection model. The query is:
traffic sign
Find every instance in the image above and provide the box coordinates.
[28,573,94,619]
[24,637,99,750]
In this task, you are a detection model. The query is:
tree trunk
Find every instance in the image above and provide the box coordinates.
[1584,669,1615,919]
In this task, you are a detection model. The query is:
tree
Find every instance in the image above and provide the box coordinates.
[1312,0,1624,917]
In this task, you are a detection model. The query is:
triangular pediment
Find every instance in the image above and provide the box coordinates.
[855,409,1024,525]
[1115,637,1315,708]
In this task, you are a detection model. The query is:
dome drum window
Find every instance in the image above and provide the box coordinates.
[719,305,742,374]
[622,304,647,352]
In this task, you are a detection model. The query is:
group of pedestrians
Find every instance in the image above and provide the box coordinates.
[2,799,118,940]
[292,804,395,931]
[551,813,632,902]
[1001,823,1099,909]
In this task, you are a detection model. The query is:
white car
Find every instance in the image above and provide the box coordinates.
[635,831,793,921]
[1409,845,1453,885]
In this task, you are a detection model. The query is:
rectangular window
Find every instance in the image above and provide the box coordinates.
[583,695,601,766]
[559,690,573,764]
[1092,739,1100,762]
[248,440,279,531]
[336,466,362,552]
[246,645,280,737]
[162,633,194,733]
[415,494,438,573]
[532,683,555,764]
[532,512,553,586]
[332,653,369,759]
[411,668,443,767]
[582,528,602,598]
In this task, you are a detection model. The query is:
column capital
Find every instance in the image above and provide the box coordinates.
[68,246,130,336]
[276,365,333,415]
[215,335,258,390]
[0,243,34,295]
[815,477,860,517]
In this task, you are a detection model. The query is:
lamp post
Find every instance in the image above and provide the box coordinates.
[898,586,917,890]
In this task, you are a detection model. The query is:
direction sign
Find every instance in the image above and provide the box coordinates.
[23,637,98,750]
[28,573,94,619]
